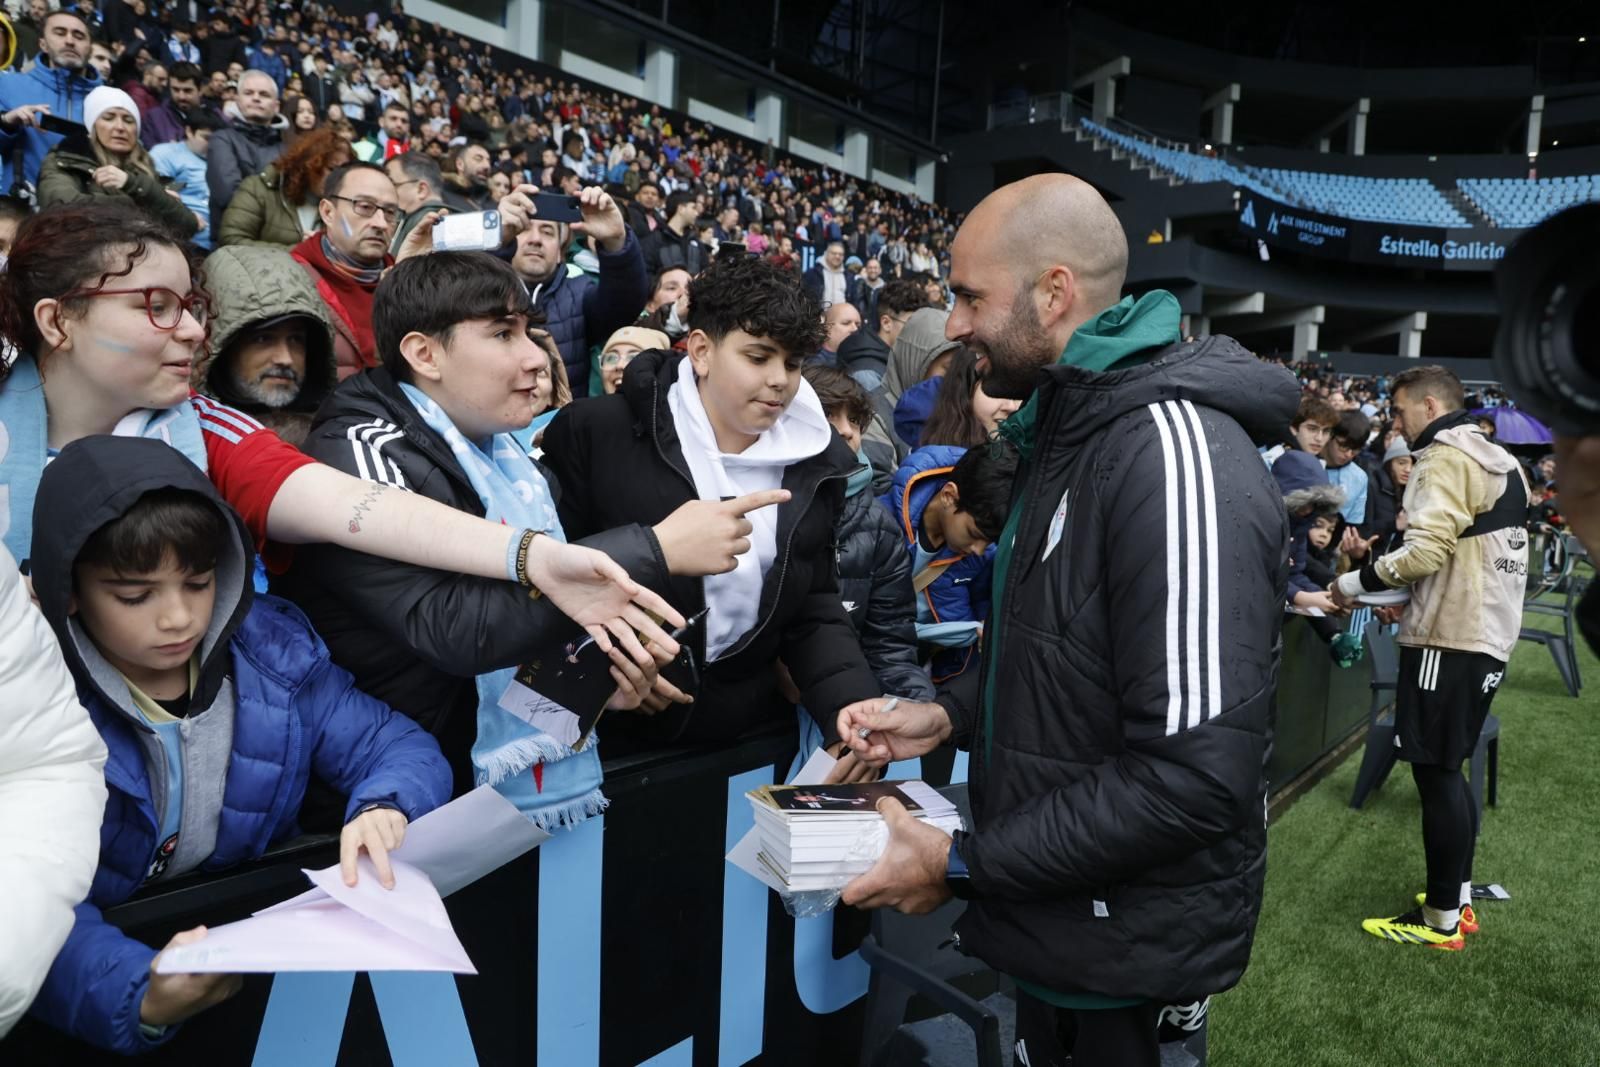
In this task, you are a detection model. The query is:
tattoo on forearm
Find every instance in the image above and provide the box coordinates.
[348,483,388,534]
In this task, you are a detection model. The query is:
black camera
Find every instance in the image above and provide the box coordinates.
[1492,202,1600,436]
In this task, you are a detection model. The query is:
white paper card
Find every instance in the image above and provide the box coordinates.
[155,858,476,975]
[257,785,550,919]
[497,678,583,749]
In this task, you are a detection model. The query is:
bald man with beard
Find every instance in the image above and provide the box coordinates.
[833,175,1300,1066]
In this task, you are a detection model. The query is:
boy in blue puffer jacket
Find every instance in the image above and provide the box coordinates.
[27,437,451,1055]
[879,442,1017,683]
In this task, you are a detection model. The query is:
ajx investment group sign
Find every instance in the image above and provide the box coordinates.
[1237,193,1524,272]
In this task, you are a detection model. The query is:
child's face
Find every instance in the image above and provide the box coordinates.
[826,409,862,453]
[1293,419,1332,455]
[71,555,215,681]
[689,328,803,451]
[938,484,992,558]
[1307,517,1336,550]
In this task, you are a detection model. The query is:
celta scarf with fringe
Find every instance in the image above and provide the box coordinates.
[399,383,606,831]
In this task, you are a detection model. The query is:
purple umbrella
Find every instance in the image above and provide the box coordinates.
[1471,407,1553,446]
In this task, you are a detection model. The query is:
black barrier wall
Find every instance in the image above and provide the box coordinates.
[5,618,1362,1065]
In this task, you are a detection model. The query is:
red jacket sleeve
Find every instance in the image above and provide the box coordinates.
[194,396,316,570]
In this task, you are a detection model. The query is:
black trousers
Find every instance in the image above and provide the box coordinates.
[1013,989,1163,1067]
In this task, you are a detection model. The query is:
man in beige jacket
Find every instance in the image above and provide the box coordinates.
[1331,365,1529,950]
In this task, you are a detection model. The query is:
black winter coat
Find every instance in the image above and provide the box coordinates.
[522,230,649,398]
[279,366,661,794]
[938,337,1297,1003]
[540,349,880,753]
[835,483,934,702]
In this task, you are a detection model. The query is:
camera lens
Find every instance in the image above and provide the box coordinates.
[1573,285,1600,377]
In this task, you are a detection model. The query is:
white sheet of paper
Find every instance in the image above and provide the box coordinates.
[724,747,837,888]
[496,678,583,749]
[155,858,476,975]
[259,786,550,918]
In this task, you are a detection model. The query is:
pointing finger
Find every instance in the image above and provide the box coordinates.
[726,489,790,515]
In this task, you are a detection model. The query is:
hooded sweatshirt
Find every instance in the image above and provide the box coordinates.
[28,437,449,1053]
[32,441,255,889]
[1335,409,1531,658]
[198,244,338,446]
[667,354,833,659]
[863,306,958,459]
[1272,449,1347,598]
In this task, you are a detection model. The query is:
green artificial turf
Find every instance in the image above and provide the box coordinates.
[1210,593,1600,1067]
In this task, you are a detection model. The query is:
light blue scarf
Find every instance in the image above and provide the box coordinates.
[399,383,607,832]
[0,356,207,567]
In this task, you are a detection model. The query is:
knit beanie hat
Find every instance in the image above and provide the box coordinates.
[1381,438,1411,465]
[84,86,142,138]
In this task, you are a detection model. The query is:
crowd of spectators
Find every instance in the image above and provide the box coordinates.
[1251,356,1565,667]
[0,0,1006,1053]
[0,0,960,279]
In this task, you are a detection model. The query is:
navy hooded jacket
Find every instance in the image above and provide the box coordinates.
[879,444,995,682]
[1272,449,1345,598]
[26,437,450,1054]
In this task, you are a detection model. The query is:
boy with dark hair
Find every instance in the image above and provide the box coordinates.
[880,441,1019,683]
[27,437,450,1054]
[284,251,671,829]
[803,364,932,702]
[1325,409,1373,529]
[1272,449,1362,665]
[542,254,888,778]
[1261,394,1338,467]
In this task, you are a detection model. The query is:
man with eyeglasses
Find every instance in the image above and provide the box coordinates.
[385,151,449,255]
[205,69,286,218]
[290,162,402,378]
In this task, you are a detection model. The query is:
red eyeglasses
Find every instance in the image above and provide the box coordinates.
[61,286,209,330]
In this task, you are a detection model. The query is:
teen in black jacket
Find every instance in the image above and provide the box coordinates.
[542,346,881,753]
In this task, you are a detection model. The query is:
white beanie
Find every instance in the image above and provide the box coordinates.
[84,86,142,139]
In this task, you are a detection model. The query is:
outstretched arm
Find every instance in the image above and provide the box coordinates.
[266,463,683,652]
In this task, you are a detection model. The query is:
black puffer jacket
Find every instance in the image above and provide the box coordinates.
[278,366,661,794]
[939,337,1298,1003]
[540,349,880,753]
[835,476,934,702]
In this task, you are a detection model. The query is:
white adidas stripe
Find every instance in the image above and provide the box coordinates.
[1148,401,1221,735]
[1149,403,1185,736]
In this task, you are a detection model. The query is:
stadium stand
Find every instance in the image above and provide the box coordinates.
[1081,118,1599,229]
[1458,175,1600,228]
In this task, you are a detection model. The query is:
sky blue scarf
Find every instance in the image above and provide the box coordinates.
[0,356,207,566]
[400,383,606,832]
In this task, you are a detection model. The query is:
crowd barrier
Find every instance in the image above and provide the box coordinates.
[6,619,1361,1065]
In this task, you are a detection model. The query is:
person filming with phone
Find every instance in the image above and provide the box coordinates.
[492,181,648,398]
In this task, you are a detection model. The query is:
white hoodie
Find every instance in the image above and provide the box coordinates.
[667,356,833,660]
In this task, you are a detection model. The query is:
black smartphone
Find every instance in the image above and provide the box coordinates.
[37,114,93,154]
[717,242,748,258]
[531,192,583,224]
[660,609,707,695]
